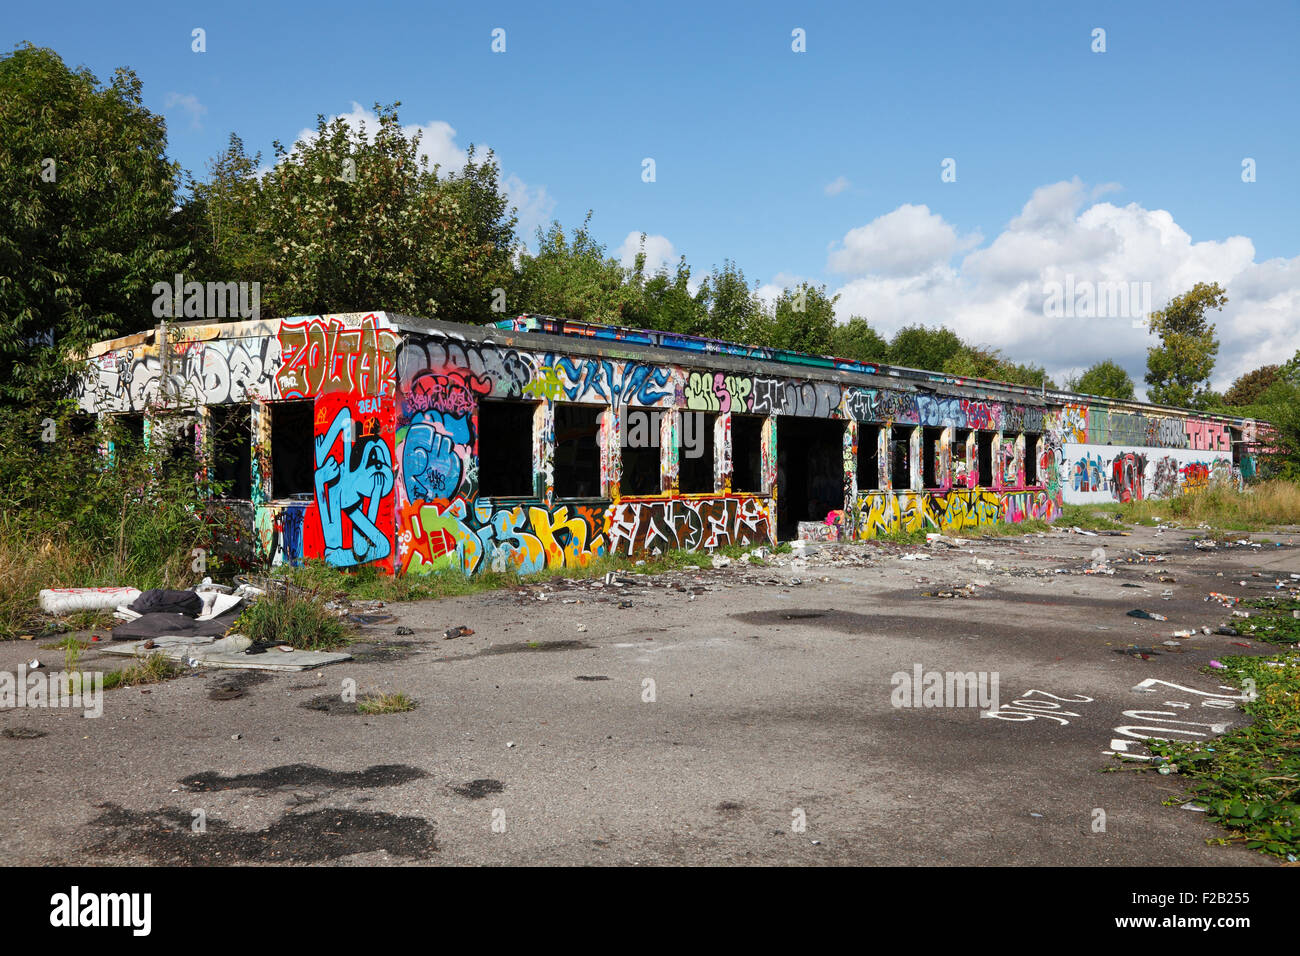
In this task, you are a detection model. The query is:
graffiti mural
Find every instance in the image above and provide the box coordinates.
[606,497,773,556]
[305,393,397,570]
[77,310,1266,571]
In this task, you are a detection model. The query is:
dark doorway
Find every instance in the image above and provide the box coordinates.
[1024,433,1039,486]
[857,424,880,491]
[271,401,315,500]
[976,432,994,487]
[776,416,845,540]
[890,425,913,490]
[731,414,764,493]
[922,427,943,489]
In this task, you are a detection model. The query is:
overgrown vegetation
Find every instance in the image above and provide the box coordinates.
[1105,480,1300,531]
[233,583,353,651]
[103,652,184,690]
[1148,655,1300,859]
[1236,597,1300,646]
[1054,504,1129,532]
[0,406,215,639]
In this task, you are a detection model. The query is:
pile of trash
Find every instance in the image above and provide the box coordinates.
[39,578,261,641]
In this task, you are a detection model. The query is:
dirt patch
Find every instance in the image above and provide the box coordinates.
[2,727,48,739]
[179,763,428,793]
[450,778,505,799]
[86,803,437,864]
[730,609,880,632]
[575,675,611,681]
[207,671,272,701]
[301,695,364,716]
[434,639,594,663]
[348,641,422,663]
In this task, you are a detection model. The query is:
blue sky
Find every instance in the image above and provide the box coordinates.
[8,0,1299,390]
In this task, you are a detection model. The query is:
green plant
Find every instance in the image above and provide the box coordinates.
[1147,655,1300,859]
[356,691,416,714]
[234,586,353,651]
[103,652,183,690]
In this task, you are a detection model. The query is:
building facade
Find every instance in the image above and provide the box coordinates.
[76,311,1262,574]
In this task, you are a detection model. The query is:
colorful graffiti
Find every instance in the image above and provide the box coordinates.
[606,497,772,557]
[399,497,606,575]
[305,393,397,569]
[277,314,398,400]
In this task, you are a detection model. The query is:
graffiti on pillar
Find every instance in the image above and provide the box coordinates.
[305,393,397,570]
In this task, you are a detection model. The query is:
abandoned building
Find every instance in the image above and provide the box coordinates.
[76,311,1266,574]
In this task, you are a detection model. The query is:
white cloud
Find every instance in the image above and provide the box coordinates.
[827,203,982,278]
[756,272,809,310]
[164,92,206,129]
[617,232,677,276]
[824,176,850,197]
[829,180,1300,395]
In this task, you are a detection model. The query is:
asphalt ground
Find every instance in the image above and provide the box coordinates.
[3,523,1296,866]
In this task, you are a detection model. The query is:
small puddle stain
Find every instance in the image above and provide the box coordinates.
[450,778,505,800]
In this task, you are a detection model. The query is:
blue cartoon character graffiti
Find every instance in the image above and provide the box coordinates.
[314,401,396,567]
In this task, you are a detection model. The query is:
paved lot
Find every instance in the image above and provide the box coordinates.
[3,524,1296,865]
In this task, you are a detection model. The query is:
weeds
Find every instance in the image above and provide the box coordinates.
[1055,504,1129,532]
[1148,655,1300,860]
[1235,598,1300,646]
[103,652,184,690]
[356,691,416,714]
[1112,480,1300,531]
[234,586,353,651]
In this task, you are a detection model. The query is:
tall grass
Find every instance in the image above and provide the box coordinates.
[1114,479,1300,530]
[0,406,214,638]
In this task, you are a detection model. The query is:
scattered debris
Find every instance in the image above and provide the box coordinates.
[443,625,474,640]
[1127,609,1168,621]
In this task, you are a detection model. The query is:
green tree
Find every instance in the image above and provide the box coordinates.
[768,283,838,354]
[695,260,766,343]
[177,132,268,284]
[630,252,706,336]
[829,316,891,364]
[1222,364,1279,407]
[889,324,964,371]
[252,103,516,321]
[1065,359,1135,399]
[0,43,186,404]
[513,214,632,324]
[1145,282,1225,407]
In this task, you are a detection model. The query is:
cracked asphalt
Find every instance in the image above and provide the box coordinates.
[2,523,1296,866]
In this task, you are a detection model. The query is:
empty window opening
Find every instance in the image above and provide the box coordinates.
[554,404,603,498]
[271,401,315,500]
[731,414,764,493]
[678,411,718,494]
[158,417,199,483]
[952,429,972,485]
[890,426,912,490]
[1025,433,1039,486]
[857,424,880,492]
[210,404,252,499]
[112,413,145,454]
[620,408,663,496]
[776,416,845,541]
[1229,428,1243,468]
[976,431,994,488]
[478,399,536,498]
[922,427,943,489]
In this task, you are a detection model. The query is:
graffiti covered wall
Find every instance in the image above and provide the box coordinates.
[80,312,1263,570]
